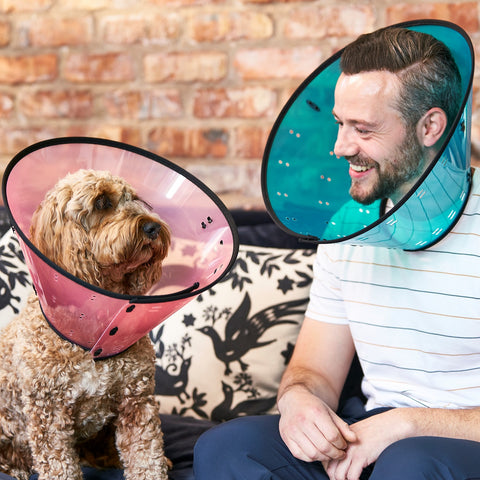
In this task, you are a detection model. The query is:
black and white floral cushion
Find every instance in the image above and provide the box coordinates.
[151,245,314,421]
[0,226,315,423]
[0,228,32,330]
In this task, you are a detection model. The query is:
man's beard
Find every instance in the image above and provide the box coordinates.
[347,132,425,205]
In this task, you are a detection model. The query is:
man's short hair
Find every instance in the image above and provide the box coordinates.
[340,27,462,130]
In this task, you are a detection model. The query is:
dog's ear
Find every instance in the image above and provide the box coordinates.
[29,179,101,280]
[29,183,77,258]
[67,185,113,232]
[68,201,93,232]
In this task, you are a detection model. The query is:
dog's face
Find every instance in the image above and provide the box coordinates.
[29,169,171,296]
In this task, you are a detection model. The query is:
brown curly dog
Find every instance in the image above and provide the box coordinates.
[0,169,171,480]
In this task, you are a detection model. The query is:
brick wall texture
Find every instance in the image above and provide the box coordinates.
[0,0,479,208]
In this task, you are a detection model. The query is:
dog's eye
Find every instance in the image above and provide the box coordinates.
[94,194,112,211]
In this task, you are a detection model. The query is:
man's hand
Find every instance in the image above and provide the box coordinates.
[278,386,357,462]
[276,318,357,463]
[322,409,411,480]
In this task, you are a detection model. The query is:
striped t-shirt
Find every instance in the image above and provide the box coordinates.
[306,169,480,410]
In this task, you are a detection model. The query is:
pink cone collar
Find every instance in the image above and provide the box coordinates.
[2,137,239,358]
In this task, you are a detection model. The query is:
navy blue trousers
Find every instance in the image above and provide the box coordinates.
[193,407,480,480]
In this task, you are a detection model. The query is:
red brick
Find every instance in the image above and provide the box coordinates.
[65,125,141,146]
[285,5,375,39]
[0,93,14,118]
[1,0,53,12]
[234,126,271,159]
[26,16,92,47]
[63,53,135,83]
[234,46,322,80]
[144,52,227,83]
[0,21,11,47]
[147,127,228,158]
[387,2,479,33]
[193,87,277,118]
[0,55,57,85]
[187,11,273,42]
[185,162,262,200]
[280,86,299,107]
[56,0,109,9]
[244,0,310,3]
[18,90,93,119]
[100,13,181,45]
[472,83,480,111]
[147,0,223,5]
[0,127,57,155]
[103,89,183,119]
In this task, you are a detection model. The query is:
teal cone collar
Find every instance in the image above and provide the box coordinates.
[262,20,474,250]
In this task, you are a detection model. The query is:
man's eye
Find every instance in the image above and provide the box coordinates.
[355,128,371,135]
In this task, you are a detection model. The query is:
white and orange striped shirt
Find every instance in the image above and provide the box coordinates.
[306,169,480,410]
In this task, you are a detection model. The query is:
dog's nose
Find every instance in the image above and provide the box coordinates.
[142,221,162,240]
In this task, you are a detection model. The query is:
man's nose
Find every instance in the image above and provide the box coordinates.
[333,127,359,158]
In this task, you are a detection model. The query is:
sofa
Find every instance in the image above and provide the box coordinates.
[0,207,364,480]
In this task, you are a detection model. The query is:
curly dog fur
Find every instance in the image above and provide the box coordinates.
[0,169,171,480]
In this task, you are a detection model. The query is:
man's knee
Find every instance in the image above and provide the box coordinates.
[372,436,480,480]
[194,415,281,479]
[374,437,439,474]
[195,415,276,458]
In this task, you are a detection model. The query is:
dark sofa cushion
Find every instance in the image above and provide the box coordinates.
[231,209,316,250]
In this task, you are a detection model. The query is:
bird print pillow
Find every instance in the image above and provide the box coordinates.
[0,227,315,422]
[151,245,315,421]
[0,228,32,331]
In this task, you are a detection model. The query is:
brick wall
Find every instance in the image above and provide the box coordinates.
[0,0,479,208]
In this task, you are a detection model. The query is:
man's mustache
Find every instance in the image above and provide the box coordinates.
[344,155,377,168]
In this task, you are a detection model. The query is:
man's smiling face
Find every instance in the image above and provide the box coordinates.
[332,70,427,205]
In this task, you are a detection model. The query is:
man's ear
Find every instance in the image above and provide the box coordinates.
[417,107,448,148]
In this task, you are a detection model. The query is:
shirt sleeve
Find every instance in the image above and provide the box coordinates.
[305,244,349,325]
